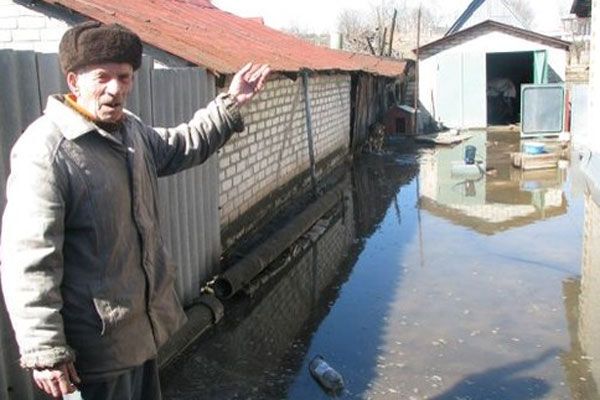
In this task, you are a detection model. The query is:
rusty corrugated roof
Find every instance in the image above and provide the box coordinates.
[38,0,407,77]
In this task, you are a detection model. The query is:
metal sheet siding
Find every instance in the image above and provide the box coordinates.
[127,56,154,123]
[0,50,46,400]
[0,51,42,212]
[432,52,487,129]
[461,52,487,128]
[151,68,221,305]
[436,53,463,128]
[36,53,69,104]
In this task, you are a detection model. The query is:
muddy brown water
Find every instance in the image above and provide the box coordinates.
[161,131,597,400]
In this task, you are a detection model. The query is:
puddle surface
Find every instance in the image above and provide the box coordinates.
[162,132,598,400]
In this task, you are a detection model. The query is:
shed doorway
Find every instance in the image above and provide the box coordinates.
[486,52,534,125]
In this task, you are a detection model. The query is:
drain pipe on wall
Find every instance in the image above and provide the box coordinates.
[160,187,344,366]
[301,69,319,198]
[158,293,224,368]
[213,188,343,299]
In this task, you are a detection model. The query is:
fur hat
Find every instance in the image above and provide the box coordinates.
[59,21,143,73]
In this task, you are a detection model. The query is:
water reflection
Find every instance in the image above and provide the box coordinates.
[432,349,558,400]
[161,176,357,399]
[352,152,421,238]
[161,152,420,399]
[161,137,588,399]
[419,131,568,235]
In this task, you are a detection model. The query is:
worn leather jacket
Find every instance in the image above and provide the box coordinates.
[0,93,243,380]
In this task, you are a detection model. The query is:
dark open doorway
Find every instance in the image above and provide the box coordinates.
[486,52,534,125]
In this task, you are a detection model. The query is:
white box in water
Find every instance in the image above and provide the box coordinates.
[451,162,485,179]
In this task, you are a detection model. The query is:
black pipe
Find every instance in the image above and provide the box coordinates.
[158,294,224,368]
[213,188,343,299]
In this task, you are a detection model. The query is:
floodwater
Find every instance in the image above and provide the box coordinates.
[161,131,600,400]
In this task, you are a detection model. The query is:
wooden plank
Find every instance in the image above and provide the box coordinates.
[414,131,473,145]
[511,152,560,170]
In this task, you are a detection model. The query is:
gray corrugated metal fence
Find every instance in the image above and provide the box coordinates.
[0,50,221,399]
[150,68,221,304]
[0,50,45,400]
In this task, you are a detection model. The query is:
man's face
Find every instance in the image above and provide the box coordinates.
[67,62,134,123]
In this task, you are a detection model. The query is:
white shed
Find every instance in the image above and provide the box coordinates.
[418,20,570,129]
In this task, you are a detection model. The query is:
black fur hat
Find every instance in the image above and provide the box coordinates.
[59,21,143,73]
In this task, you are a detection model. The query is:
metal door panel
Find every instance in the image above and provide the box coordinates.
[436,53,463,128]
[462,52,487,128]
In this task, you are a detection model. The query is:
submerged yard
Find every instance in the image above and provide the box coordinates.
[161,131,595,400]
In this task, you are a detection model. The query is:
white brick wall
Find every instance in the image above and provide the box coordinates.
[218,74,351,227]
[0,1,70,52]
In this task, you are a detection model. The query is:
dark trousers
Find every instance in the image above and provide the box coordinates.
[78,359,161,400]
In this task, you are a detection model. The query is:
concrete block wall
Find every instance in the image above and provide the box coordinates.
[0,1,73,52]
[218,74,351,229]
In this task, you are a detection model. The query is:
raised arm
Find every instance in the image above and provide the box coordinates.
[229,62,271,107]
[145,63,271,176]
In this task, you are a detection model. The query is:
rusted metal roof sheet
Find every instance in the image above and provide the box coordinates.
[37,0,407,77]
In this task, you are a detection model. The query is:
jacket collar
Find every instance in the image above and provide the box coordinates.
[44,95,97,140]
[44,95,128,145]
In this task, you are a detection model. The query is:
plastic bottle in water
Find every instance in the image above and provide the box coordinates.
[309,355,345,392]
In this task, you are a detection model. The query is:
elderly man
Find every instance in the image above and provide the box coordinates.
[0,21,270,399]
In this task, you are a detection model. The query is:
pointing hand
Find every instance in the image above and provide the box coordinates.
[228,63,271,107]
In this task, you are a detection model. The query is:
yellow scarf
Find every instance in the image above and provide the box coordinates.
[64,94,122,133]
[64,94,96,121]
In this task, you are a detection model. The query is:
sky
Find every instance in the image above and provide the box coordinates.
[212,0,573,35]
